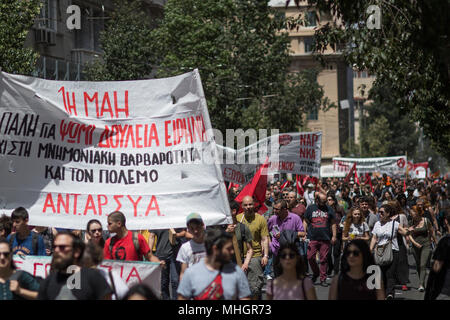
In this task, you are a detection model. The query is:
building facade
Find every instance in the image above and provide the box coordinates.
[269,0,375,164]
[25,0,165,81]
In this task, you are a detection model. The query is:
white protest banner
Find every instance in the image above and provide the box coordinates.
[13,255,161,293]
[217,132,322,183]
[0,70,231,229]
[333,156,407,176]
[238,132,322,177]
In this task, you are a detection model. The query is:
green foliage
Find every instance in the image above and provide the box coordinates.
[0,0,41,74]
[84,0,158,81]
[359,83,419,158]
[152,0,333,135]
[285,0,450,160]
[361,115,391,157]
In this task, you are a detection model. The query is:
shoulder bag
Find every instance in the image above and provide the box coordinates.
[374,221,395,266]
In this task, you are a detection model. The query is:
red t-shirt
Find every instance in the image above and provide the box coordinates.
[103,231,150,261]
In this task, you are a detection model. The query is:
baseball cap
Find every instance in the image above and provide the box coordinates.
[186,212,203,225]
[307,183,314,188]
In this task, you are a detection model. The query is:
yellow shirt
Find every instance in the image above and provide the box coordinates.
[236,213,269,258]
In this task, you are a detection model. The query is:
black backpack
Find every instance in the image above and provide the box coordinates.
[9,232,39,255]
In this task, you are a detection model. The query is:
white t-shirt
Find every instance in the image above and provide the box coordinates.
[348,222,369,237]
[176,240,206,268]
[372,221,400,251]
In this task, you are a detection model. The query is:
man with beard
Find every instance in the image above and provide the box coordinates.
[303,192,337,287]
[38,232,112,300]
[177,229,251,300]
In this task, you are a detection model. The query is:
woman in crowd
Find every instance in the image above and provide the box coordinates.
[0,240,40,300]
[342,207,370,244]
[370,204,409,299]
[266,243,317,300]
[407,206,434,292]
[388,200,410,291]
[329,239,385,300]
[82,219,107,248]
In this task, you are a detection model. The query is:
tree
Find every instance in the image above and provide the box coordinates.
[286,0,450,160]
[359,82,419,158]
[84,0,159,81]
[0,0,41,74]
[152,0,333,137]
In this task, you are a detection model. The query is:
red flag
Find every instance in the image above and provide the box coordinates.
[403,179,407,192]
[281,180,291,190]
[302,175,309,186]
[296,175,304,196]
[354,167,360,185]
[365,173,374,193]
[235,159,269,214]
[344,163,356,183]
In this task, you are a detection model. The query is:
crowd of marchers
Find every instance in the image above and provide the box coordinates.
[0,175,449,300]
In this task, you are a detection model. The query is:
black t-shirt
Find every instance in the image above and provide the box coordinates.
[304,204,336,241]
[433,234,450,295]
[38,268,112,300]
[151,229,183,260]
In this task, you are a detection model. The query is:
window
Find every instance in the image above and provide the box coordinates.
[304,36,315,53]
[307,106,319,120]
[37,0,57,31]
[353,70,369,78]
[74,7,104,52]
[305,11,316,27]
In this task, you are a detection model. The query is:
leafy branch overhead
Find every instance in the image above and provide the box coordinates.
[150,0,334,136]
[0,0,41,74]
[286,0,450,160]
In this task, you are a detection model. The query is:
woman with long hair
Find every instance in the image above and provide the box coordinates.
[388,200,410,291]
[342,207,370,243]
[329,239,385,300]
[0,240,40,300]
[370,204,409,299]
[408,206,434,292]
[266,243,317,300]
[82,219,107,248]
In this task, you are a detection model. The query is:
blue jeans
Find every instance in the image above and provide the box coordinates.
[160,255,181,300]
[263,254,274,277]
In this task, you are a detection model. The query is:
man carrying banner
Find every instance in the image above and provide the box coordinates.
[104,211,163,264]
[38,232,112,300]
[7,207,46,257]
[177,229,251,300]
[177,213,207,281]
[236,196,269,300]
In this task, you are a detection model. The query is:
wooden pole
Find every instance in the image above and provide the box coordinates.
[232,234,242,267]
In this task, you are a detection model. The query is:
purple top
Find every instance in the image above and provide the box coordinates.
[268,212,304,256]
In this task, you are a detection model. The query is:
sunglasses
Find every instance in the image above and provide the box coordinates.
[89,228,102,234]
[0,251,11,258]
[280,252,296,260]
[53,245,72,252]
[346,250,360,257]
